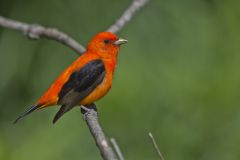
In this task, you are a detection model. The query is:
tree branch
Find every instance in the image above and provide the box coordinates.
[0,0,150,55]
[81,105,117,160]
[148,132,165,160]
[0,16,86,55]
[107,0,150,33]
[110,138,125,160]
[0,0,150,159]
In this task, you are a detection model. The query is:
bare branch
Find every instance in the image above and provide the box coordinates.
[148,132,165,160]
[110,138,125,160]
[107,0,150,33]
[81,104,118,160]
[0,16,86,55]
[0,0,150,56]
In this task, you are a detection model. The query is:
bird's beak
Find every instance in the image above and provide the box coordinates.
[113,38,128,46]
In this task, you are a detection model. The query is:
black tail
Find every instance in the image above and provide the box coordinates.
[52,104,74,124]
[13,104,40,124]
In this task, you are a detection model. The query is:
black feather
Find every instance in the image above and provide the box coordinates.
[13,104,40,124]
[58,59,105,102]
[53,59,105,123]
[52,105,72,124]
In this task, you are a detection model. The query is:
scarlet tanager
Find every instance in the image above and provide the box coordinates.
[14,32,127,124]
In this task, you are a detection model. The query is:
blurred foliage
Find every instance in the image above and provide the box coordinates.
[1,0,240,159]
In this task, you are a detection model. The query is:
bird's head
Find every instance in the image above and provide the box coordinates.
[87,32,127,60]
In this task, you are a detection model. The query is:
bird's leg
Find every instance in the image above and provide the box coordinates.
[80,103,98,121]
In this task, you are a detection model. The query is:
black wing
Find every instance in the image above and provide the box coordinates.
[53,59,105,123]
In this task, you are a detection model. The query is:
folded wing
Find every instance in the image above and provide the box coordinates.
[53,59,105,123]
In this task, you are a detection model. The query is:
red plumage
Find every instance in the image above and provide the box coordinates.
[14,32,127,123]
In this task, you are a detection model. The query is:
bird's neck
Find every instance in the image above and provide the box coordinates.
[84,51,117,73]
[103,57,117,74]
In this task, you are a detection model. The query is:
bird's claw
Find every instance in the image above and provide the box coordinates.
[80,104,97,121]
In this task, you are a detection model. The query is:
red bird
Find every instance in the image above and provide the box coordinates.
[14,32,127,124]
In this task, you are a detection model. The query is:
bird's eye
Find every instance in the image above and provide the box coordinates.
[104,39,110,44]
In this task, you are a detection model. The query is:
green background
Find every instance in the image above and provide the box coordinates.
[1,0,240,159]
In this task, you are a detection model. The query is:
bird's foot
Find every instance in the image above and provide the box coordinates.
[80,104,97,121]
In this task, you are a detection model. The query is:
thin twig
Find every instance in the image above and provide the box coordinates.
[148,132,165,160]
[81,104,118,160]
[107,0,150,33]
[110,138,125,160]
[0,16,86,55]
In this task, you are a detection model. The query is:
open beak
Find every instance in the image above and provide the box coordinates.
[113,38,128,46]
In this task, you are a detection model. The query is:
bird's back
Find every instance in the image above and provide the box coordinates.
[36,52,100,108]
